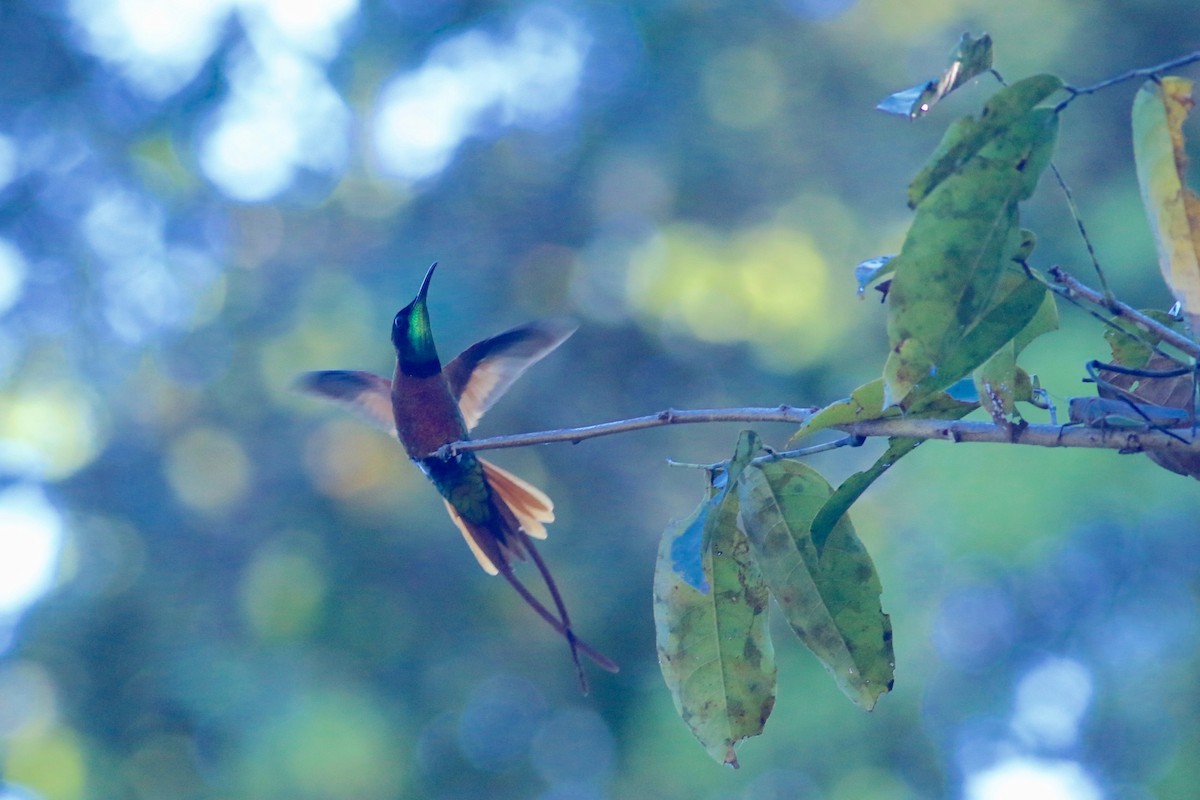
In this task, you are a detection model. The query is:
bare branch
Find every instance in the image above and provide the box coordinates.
[437,405,1199,460]
[436,406,816,458]
[845,416,1196,454]
[1048,266,1200,359]
[1056,50,1200,111]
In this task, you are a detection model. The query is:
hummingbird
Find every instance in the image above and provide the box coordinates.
[297,262,618,690]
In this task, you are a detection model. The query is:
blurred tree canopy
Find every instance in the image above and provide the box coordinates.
[2,1,1200,799]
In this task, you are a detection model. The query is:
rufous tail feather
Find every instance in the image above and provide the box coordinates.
[481,459,554,539]
[441,500,618,689]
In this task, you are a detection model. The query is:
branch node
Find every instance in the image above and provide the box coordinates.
[1118,434,1144,455]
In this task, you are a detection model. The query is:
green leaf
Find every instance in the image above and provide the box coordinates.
[1132,76,1200,329]
[789,379,892,445]
[1104,308,1186,369]
[809,437,918,552]
[807,389,977,550]
[1012,228,1038,264]
[971,273,1058,421]
[876,33,994,119]
[654,484,777,768]
[926,273,1050,396]
[737,461,894,710]
[1011,282,1060,354]
[908,75,1063,206]
[884,104,1059,408]
[670,430,762,591]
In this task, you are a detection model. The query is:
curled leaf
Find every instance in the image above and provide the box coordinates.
[877,33,994,119]
[854,255,894,297]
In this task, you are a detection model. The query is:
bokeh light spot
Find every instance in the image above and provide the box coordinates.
[626,223,844,369]
[259,273,380,399]
[240,540,327,640]
[701,46,784,129]
[1011,657,1093,750]
[0,134,19,193]
[303,419,411,501]
[0,383,105,480]
[164,427,252,513]
[240,689,406,799]
[0,238,28,315]
[66,0,236,98]
[242,0,359,58]
[531,707,615,786]
[125,733,205,800]
[458,676,547,771]
[0,661,59,739]
[373,7,590,181]
[199,46,350,202]
[965,757,1101,800]
[4,724,87,800]
[0,486,63,618]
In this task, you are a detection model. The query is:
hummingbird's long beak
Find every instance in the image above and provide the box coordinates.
[416,262,438,304]
[393,262,441,364]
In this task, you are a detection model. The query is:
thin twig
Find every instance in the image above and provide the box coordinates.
[666,436,859,471]
[757,437,857,461]
[437,406,1200,459]
[1056,50,1200,111]
[1049,266,1200,359]
[1048,163,1112,299]
[1024,267,1182,365]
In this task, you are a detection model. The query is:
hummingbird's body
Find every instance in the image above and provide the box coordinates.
[298,263,616,689]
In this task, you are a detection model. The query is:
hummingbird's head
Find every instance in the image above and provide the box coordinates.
[392,262,441,376]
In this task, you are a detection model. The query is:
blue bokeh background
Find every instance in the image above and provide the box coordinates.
[1,1,1199,798]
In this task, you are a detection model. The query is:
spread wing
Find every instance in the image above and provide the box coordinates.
[445,318,577,431]
[295,370,396,436]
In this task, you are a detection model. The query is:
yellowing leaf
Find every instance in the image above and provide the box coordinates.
[1132,76,1200,329]
[654,482,777,767]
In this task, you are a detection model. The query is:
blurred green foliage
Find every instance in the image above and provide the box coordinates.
[1,1,1200,798]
